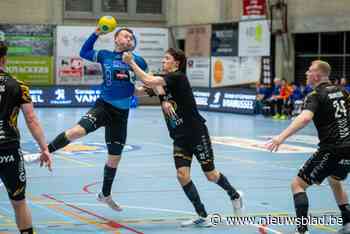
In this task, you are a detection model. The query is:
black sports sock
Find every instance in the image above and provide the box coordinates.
[293,192,309,232]
[48,132,70,153]
[182,181,208,218]
[339,204,350,225]
[20,227,34,234]
[216,173,239,200]
[102,165,117,197]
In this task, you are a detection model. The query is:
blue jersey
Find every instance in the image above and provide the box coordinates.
[80,32,148,109]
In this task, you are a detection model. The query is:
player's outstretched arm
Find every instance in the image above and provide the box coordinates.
[21,103,52,171]
[265,110,314,152]
[123,52,165,88]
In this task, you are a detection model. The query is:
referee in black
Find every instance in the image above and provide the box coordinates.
[266,60,350,234]
[0,41,52,234]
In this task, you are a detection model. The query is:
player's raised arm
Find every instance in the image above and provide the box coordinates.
[79,28,106,62]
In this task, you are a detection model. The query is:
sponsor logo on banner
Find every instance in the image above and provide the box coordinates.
[50,88,72,105]
[211,136,316,153]
[192,87,256,114]
[193,90,210,108]
[30,89,44,103]
[74,89,101,103]
[238,20,270,56]
[30,86,101,107]
[242,0,267,19]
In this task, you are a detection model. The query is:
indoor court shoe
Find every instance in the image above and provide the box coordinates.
[180,216,213,227]
[232,190,244,215]
[279,114,288,120]
[97,192,123,211]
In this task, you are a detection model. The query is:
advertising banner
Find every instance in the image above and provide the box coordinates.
[7,56,53,85]
[185,25,211,57]
[211,23,238,57]
[56,26,168,85]
[242,0,267,20]
[239,56,261,84]
[29,86,101,107]
[238,20,270,56]
[186,57,210,87]
[0,24,54,85]
[0,24,53,56]
[29,86,257,114]
[211,56,239,87]
[193,87,257,114]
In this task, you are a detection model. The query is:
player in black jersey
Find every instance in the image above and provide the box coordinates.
[0,41,52,234]
[123,48,243,227]
[266,60,350,234]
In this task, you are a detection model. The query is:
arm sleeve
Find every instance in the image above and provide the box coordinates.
[79,32,101,62]
[17,81,32,104]
[302,91,319,113]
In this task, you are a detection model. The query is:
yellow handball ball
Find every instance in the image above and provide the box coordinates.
[98,16,117,33]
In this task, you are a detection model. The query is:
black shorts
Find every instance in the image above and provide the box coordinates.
[298,146,350,185]
[173,124,215,172]
[0,148,26,201]
[78,99,129,155]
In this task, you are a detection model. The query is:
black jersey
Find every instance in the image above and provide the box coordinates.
[160,71,206,140]
[302,82,350,147]
[0,70,32,149]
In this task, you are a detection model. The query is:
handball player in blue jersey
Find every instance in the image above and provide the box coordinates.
[48,27,148,211]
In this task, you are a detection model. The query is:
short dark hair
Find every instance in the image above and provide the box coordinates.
[114,27,134,39]
[166,48,187,73]
[0,41,7,58]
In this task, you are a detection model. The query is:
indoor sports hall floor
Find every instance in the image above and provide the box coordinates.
[0,107,345,234]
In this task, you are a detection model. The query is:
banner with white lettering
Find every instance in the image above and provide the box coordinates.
[193,87,257,114]
[0,24,54,85]
[29,86,101,107]
[242,0,267,20]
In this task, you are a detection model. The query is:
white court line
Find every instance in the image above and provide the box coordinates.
[0,200,284,233]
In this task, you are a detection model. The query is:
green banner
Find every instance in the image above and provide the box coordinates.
[0,24,53,56]
[6,56,53,85]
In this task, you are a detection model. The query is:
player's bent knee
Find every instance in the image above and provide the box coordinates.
[176,168,190,183]
[107,155,121,167]
[205,170,220,182]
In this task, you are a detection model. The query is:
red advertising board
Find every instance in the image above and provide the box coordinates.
[242,0,266,18]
